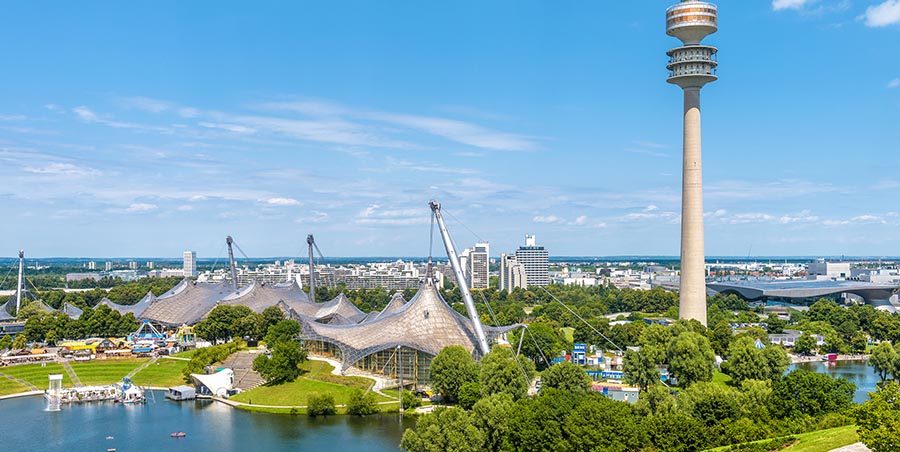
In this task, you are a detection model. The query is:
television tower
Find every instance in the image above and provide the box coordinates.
[666,0,718,325]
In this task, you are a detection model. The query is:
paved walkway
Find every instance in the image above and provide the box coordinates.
[125,355,159,379]
[830,443,872,452]
[59,361,83,387]
[0,370,39,391]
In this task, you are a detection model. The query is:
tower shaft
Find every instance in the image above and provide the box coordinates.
[16,250,24,315]
[679,89,707,325]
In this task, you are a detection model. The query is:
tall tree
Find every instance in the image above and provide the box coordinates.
[480,346,531,400]
[541,362,591,393]
[623,348,660,391]
[400,407,484,452]
[666,332,715,387]
[855,381,900,452]
[430,345,479,402]
[869,341,897,383]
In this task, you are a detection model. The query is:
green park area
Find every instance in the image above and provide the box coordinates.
[70,358,148,386]
[230,359,397,414]
[131,358,188,387]
[0,357,189,396]
[0,378,30,396]
[705,425,859,452]
[0,363,72,391]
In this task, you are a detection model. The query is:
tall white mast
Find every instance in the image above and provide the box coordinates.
[428,201,490,356]
[16,250,24,315]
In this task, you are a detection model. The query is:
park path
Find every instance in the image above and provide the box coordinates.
[125,355,158,379]
[0,370,39,391]
[59,360,83,387]
[221,351,264,391]
[830,443,871,452]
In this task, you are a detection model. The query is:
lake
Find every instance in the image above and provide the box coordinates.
[0,392,412,452]
[791,359,877,404]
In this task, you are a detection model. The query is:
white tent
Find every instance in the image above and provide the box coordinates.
[190,369,234,397]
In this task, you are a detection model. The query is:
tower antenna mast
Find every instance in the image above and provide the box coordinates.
[429,201,490,356]
[226,236,238,291]
[307,234,317,303]
[16,250,24,315]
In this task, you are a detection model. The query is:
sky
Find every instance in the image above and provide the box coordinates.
[1,0,899,259]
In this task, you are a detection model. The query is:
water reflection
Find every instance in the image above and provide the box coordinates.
[791,360,876,404]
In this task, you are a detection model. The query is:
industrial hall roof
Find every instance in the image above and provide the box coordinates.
[98,291,156,317]
[293,278,522,372]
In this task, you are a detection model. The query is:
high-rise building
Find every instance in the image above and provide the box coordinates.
[515,234,549,287]
[128,261,137,270]
[104,261,112,271]
[146,261,154,269]
[183,251,198,278]
[499,253,527,293]
[88,261,96,270]
[459,242,490,289]
[666,0,718,326]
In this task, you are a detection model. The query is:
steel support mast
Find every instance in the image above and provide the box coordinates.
[226,236,238,291]
[16,250,24,315]
[428,201,490,356]
[307,234,316,304]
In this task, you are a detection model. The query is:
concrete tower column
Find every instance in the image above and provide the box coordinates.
[680,88,707,325]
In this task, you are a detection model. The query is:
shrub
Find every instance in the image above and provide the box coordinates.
[182,340,245,383]
[307,393,336,417]
[346,389,380,416]
[457,381,481,410]
[401,390,422,411]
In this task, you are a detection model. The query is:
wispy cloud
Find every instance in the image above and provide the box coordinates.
[125,203,157,213]
[533,215,562,224]
[862,0,900,27]
[23,162,100,178]
[264,197,302,207]
[773,0,815,11]
[72,106,171,133]
[888,78,900,89]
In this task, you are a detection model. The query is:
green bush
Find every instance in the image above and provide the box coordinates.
[402,390,422,411]
[307,393,336,417]
[346,389,380,416]
[457,382,481,410]
[724,436,796,452]
[181,340,245,383]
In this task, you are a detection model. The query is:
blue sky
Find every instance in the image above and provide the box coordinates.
[2,0,899,258]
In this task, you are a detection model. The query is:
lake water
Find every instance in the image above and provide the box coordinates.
[791,359,877,404]
[0,392,412,452]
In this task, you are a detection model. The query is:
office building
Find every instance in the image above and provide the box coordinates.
[459,242,489,289]
[499,253,527,293]
[183,251,198,278]
[515,234,549,287]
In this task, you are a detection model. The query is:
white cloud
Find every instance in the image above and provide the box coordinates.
[888,78,900,89]
[644,205,659,212]
[533,215,563,224]
[176,205,194,212]
[822,219,850,226]
[125,203,157,213]
[773,0,814,11]
[295,211,329,224]
[23,162,100,178]
[573,215,587,226]
[852,214,885,223]
[779,210,819,224]
[264,197,301,206]
[72,106,171,132]
[863,0,900,27]
[198,121,256,134]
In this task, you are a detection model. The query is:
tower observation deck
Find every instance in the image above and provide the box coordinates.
[667,0,718,326]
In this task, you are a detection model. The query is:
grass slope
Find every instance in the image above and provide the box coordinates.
[230,359,393,410]
[70,359,148,386]
[0,378,30,396]
[705,425,859,452]
[131,358,188,387]
[1,363,72,389]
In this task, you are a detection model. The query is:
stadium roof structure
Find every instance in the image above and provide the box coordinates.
[293,278,522,373]
[218,280,311,313]
[361,292,406,323]
[140,280,235,327]
[0,300,16,321]
[708,279,900,309]
[60,302,83,320]
[98,291,157,317]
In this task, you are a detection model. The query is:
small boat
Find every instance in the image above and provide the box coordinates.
[170,432,186,438]
[106,436,114,440]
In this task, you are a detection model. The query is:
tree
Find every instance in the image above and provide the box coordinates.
[770,369,855,418]
[471,393,515,451]
[503,388,583,452]
[480,346,532,400]
[0,335,12,351]
[666,332,715,387]
[346,388,380,416]
[850,332,868,354]
[400,407,484,452]
[457,381,481,410]
[541,362,591,393]
[869,341,897,383]
[709,320,732,357]
[430,345,479,402]
[682,382,740,426]
[194,305,254,341]
[508,322,565,370]
[794,331,817,356]
[12,334,27,350]
[564,393,644,452]
[253,341,307,384]
[401,390,422,411]
[726,337,790,384]
[307,393,336,417]
[44,329,58,346]
[641,414,708,452]
[261,306,285,330]
[855,381,900,452]
[765,313,786,335]
[263,319,301,346]
[624,349,660,391]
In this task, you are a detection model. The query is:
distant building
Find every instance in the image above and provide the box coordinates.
[459,242,489,289]
[183,251,198,278]
[148,269,185,278]
[87,261,96,270]
[104,261,112,271]
[146,261,154,269]
[66,273,100,282]
[515,234,549,287]
[807,259,850,280]
[499,253,527,293]
[128,261,138,270]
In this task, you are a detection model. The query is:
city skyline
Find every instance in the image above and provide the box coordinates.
[2,1,900,258]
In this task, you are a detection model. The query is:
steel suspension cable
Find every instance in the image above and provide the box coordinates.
[537,286,624,353]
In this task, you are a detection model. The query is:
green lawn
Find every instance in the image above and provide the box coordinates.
[712,371,733,387]
[70,359,148,386]
[786,425,859,452]
[172,349,198,359]
[1,363,72,389]
[0,377,30,396]
[705,425,859,452]
[231,359,393,408]
[131,358,188,387]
